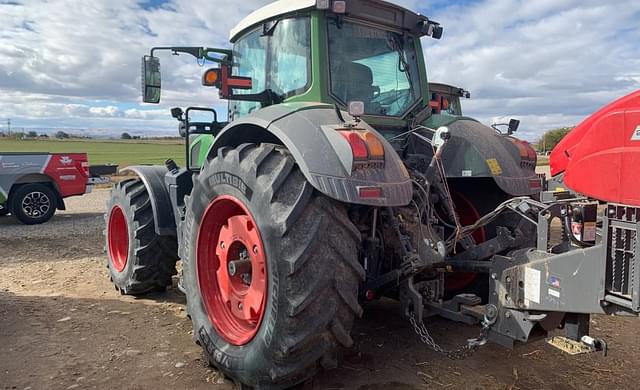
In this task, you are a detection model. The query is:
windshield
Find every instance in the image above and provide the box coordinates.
[328,19,422,117]
[230,17,311,119]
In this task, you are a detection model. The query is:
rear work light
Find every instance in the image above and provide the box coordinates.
[338,130,385,166]
[316,0,346,13]
[316,0,331,9]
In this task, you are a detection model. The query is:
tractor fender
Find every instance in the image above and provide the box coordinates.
[209,103,412,207]
[426,119,540,196]
[119,166,176,236]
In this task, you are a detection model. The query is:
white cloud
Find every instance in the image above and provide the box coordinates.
[0,0,638,141]
[424,0,640,140]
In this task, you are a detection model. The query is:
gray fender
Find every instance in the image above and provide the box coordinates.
[119,166,176,236]
[442,119,540,196]
[209,103,412,207]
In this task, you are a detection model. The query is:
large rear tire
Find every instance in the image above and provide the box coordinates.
[183,144,364,389]
[105,178,179,295]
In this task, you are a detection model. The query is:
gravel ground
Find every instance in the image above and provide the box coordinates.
[1,188,640,390]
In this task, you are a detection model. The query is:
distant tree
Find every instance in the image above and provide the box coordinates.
[27,131,38,138]
[121,132,132,140]
[538,127,573,153]
[14,132,25,140]
[39,133,49,138]
[132,135,141,140]
[55,131,70,139]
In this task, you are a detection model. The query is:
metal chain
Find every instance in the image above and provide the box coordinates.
[409,312,489,359]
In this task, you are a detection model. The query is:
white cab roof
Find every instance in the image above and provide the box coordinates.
[230,0,317,42]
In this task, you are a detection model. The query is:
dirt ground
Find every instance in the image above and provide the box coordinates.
[1,188,639,390]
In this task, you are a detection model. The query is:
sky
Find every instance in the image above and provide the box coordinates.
[0,0,639,141]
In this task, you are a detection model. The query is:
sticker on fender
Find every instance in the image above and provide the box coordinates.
[632,125,640,141]
[485,158,503,175]
[524,267,541,304]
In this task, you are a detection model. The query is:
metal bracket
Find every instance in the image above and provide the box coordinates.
[424,294,482,325]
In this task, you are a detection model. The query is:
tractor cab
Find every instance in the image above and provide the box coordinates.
[428,82,470,116]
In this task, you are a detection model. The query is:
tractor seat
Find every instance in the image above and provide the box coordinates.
[333,62,381,113]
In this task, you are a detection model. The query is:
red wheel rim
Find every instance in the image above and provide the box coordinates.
[445,192,487,291]
[196,195,267,346]
[108,205,129,273]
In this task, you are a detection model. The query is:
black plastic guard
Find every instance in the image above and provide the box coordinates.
[119,166,176,236]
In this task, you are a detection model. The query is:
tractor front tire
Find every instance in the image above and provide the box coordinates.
[182,144,365,389]
[105,178,179,295]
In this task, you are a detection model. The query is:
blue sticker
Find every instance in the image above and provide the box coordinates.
[548,276,561,289]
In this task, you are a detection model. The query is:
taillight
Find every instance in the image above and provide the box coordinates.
[339,131,369,161]
[358,186,384,199]
[81,161,90,176]
[338,130,385,166]
[361,131,384,160]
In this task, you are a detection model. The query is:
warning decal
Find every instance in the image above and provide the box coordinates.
[632,125,640,141]
[524,267,541,304]
[486,158,503,175]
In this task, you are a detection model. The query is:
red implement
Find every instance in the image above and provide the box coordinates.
[550,90,640,206]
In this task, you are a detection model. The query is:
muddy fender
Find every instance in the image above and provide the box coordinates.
[209,103,412,207]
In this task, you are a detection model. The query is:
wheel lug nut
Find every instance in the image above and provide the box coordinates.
[220,242,225,249]
[253,246,258,254]
[238,302,243,310]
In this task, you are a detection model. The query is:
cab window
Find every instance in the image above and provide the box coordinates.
[230,17,311,120]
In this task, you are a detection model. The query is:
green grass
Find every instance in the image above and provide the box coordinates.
[537,155,549,166]
[0,137,552,169]
[0,138,185,167]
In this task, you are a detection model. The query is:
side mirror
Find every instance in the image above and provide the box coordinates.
[170,107,184,120]
[141,56,161,103]
[508,119,520,135]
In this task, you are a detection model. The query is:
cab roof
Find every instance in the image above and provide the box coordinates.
[229,0,428,42]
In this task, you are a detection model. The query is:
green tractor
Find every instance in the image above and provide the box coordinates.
[428,82,470,117]
[104,0,624,388]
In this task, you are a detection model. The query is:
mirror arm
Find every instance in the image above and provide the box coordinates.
[150,47,232,64]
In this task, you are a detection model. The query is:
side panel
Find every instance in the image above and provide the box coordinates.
[119,166,176,236]
[209,103,413,206]
[0,153,90,212]
[42,153,89,197]
[0,154,51,204]
[550,89,640,176]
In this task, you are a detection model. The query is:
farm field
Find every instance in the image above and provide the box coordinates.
[0,138,185,167]
[0,138,551,169]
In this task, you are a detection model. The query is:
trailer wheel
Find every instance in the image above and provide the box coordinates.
[10,183,57,225]
[182,144,364,389]
[105,178,179,294]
